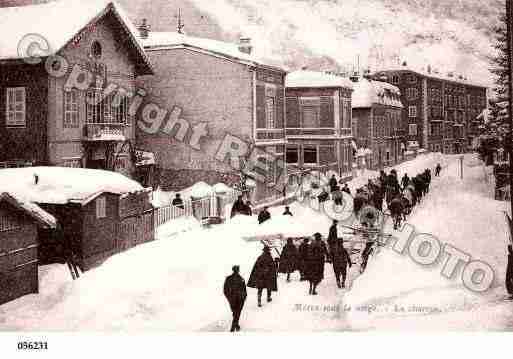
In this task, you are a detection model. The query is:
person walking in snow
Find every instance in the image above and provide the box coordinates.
[172,193,185,210]
[223,265,247,332]
[283,206,293,216]
[243,200,253,216]
[329,174,338,193]
[435,163,442,177]
[231,195,246,218]
[331,238,352,288]
[306,233,328,295]
[332,186,344,206]
[298,237,310,281]
[278,238,299,282]
[401,173,410,190]
[327,220,338,262]
[341,183,351,196]
[506,244,513,299]
[247,246,278,307]
[257,206,271,224]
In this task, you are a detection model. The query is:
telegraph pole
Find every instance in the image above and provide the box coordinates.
[507,0,513,226]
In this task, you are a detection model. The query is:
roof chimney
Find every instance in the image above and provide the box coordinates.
[138,19,150,39]
[427,64,432,74]
[402,61,408,67]
[238,37,252,55]
[447,71,454,78]
[349,70,360,83]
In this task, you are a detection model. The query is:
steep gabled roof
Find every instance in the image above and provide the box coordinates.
[141,31,285,73]
[0,192,56,229]
[0,0,153,75]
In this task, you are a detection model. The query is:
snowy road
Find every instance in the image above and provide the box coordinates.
[1,153,512,331]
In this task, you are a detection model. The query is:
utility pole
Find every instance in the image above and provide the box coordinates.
[507,0,513,226]
[177,8,185,34]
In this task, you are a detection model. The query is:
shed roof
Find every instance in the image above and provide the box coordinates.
[0,192,56,229]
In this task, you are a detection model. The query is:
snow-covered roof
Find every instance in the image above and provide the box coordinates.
[0,167,144,205]
[376,64,487,89]
[285,70,353,89]
[352,78,403,108]
[141,31,284,72]
[212,183,231,194]
[0,0,152,74]
[182,182,214,198]
[0,192,56,229]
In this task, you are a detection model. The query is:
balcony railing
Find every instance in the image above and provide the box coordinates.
[285,128,352,137]
[83,123,128,141]
[255,128,286,141]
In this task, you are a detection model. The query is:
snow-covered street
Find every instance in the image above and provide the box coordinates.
[1,153,512,331]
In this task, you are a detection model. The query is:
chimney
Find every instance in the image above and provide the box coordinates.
[402,61,408,67]
[238,37,252,55]
[447,71,454,78]
[349,70,360,83]
[427,64,432,74]
[138,18,150,39]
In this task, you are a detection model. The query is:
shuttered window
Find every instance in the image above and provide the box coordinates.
[64,89,79,128]
[300,98,320,128]
[286,146,299,164]
[96,196,107,219]
[0,213,21,232]
[303,146,318,165]
[6,87,26,127]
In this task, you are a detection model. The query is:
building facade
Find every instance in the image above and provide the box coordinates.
[352,77,404,169]
[136,30,287,203]
[284,70,354,181]
[0,1,153,178]
[373,64,488,154]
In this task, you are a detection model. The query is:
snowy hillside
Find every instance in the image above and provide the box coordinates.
[2,0,503,86]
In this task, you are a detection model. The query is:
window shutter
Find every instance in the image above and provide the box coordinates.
[275,86,284,128]
[320,96,334,128]
[256,84,266,129]
[285,97,299,128]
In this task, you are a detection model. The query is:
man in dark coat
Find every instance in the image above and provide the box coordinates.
[389,195,404,230]
[331,238,352,288]
[329,175,338,193]
[243,200,253,216]
[506,244,513,299]
[435,163,442,177]
[230,195,246,218]
[278,238,299,282]
[341,183,351,196]
[172,193,185,209]
[298,237,310,281]
[223,265,247,332]
[318,187,330,203]
[257,206,271,224]
[327,220,338,262]
[247,246,278,307]
[401,173,410,190]
[332,187,344,206]
[353,189,366,214]
[306,233,328,295]
[283,206,293,216]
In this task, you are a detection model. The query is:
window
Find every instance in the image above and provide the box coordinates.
[286,147,298,164]
[342,98,352,129]
[303,146,318,165]
[0,213,21,232]
[406,88,418,100]
[408,105,417,118]
[6,87,26,127]
[392,75,400,84]
[96,196,107,219]
[265,97,275,129]
[300,98,320,128]
[407,75,417,83]
[86,89,129,124]
[409,123,417,136]
[91,41,102,59]
[64,89,79,128]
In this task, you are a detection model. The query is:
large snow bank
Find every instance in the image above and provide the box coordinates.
[0,167,143,205]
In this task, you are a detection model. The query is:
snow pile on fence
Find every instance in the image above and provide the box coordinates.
[0,167,143,204]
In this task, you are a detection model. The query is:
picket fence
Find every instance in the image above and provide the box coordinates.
[154,189,244,228]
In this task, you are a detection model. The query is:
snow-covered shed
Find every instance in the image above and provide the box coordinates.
[0,192,56,305]
[0,167,154,270]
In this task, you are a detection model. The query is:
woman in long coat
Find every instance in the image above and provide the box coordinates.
[247,246,278,307]
[278,238,299,282]
[305,233,327,295]
[331,238,352,288]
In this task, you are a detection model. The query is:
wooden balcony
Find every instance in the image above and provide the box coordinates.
[285,128,352,138]
[83,123,128,142]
